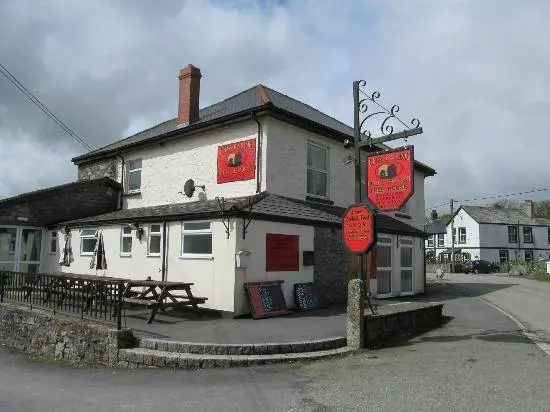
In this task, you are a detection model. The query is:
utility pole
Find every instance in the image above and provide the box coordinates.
[450,199,455,272]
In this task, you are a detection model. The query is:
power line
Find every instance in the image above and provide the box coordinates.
[425,187,550,211]
[0,63,94,151]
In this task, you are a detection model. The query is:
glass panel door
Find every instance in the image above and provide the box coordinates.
[400,238,413,294]
[376,237,392,296]
[0,227,17,271]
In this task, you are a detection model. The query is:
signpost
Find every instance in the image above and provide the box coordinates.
[366,146,414,211]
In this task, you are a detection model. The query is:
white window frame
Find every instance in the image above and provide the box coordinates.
[499,250,509,263]
[523,227,533,244]
[508,226,517,243]
[180,221,213,259]
[376,236,393,298]
[127,159,142,193]
[306,142,329,198]
[399,238,414,296]
[147,224,162,257]
[458,227,466,244]
[120,226,133,256]
[437,234,445,247]
[80,229,98,256]
[525,250,534,262]
[427,235,434,248]
[49,230,57,254]
[397,202,409,215]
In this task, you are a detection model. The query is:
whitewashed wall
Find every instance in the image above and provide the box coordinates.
[116,120,267,209]
[233,219,314,315]
[264,118,428,229]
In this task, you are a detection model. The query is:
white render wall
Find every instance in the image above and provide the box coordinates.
[117,120,267,209]
[264,118,428,230]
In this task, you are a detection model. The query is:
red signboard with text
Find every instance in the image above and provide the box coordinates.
[217,138,257,184]
[342,204,376,253]
[266,234,299,271]
[366,146,414,211]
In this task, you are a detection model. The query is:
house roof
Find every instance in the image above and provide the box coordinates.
[72,84,436,176]
[459,205,550,226]
[0,177,121,227]
[60,192,427,237]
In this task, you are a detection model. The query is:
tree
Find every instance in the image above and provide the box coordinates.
[535,200,550,219]
[489,199,520,209]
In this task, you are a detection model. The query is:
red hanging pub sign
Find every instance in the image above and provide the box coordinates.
[366,146,414,212]
[342,204,376,254]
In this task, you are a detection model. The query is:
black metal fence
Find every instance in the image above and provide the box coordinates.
[0,271,124,330]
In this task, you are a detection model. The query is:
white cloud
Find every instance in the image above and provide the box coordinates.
[1,0,550,214]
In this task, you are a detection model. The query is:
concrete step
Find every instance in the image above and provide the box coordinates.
[118,346,353,369]
[136,336,347,355]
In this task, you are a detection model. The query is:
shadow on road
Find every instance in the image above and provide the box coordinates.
[419,328,531,345]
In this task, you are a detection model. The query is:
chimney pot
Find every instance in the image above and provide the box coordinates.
[178,64,201,126]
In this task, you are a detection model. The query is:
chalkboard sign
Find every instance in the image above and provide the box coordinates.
[294,282,320,311]
[245,280,292,319]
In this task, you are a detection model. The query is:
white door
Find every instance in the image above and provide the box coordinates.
[400,238,414,295]
[376,236,392,297]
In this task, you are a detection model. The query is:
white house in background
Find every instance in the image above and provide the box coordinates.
[0,64,436,316]
[425,200,550,263]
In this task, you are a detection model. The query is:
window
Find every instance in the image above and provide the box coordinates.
[400,238,414,294]
[307,143,328,197]
[523,227,533,243]
[427,235,434,247]
[525,250,534,262]
[120,226,132,256]
[80,229,98,255]
[398,202,409,215]
[452,228,456,243]
[127,159,142,193]
[499,250,509,263]
[458,227,466,244]
[181,221,213,257]
[0,227,17,270]
[148,224,162,256]
[376,237,392,296]
[547,228,550,243]
[437,234,444,247]
[49,231,57,254]
[508,226,517,243]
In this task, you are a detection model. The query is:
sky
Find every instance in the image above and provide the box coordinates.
[1,0,550,215]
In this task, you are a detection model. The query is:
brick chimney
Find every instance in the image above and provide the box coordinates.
[178,64,201,126]
[523,199,536,218]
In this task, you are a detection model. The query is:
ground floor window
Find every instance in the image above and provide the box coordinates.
[120,226,133,256]
[376,237,392,295]
[0,227,42,273]
[148,224,162,256]
[524,250,533,262]
[181,221,212,257]
[499,250,509,263]
[80,229,98,255]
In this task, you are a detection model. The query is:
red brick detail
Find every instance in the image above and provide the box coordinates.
[178,64,202,125]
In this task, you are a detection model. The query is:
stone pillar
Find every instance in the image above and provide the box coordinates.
[346,278,365,349]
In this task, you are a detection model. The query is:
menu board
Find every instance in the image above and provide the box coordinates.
[245,280,291,319]
[294,282,320,311]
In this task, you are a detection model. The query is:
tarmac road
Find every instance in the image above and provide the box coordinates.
[1,282,549,412]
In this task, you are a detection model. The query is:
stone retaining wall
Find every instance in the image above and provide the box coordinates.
[364,303,444,345]
[0,302,134,366]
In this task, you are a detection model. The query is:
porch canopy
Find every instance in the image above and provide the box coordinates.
[0,177,121,227]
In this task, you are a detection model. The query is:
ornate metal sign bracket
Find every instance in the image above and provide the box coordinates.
[242,195,256,240]
[215,196,231,239]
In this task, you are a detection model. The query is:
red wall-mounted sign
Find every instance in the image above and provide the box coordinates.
[343,204,376,253]
[366,146,414,212]
[217,138,257,184]
[266,234,299,271]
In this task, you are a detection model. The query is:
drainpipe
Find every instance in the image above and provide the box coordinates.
[251,112,262,193]
[115,151,126,210]
[161,221,167,281]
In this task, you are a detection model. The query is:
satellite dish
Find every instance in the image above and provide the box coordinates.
[182,179,205,198]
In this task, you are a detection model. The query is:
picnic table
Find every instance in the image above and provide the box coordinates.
[122,279,207,324]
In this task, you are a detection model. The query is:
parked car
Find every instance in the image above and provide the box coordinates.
[463,259,495,274]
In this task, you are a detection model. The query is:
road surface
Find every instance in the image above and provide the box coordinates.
[1,282,549,411]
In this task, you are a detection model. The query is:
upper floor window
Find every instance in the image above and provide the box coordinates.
[49,231,57,254]
[458,227,466,244]
[523,227,533,243]
[437,234,444,247]
[127,159,142,193]
[547,228,550,243]
[427,235,434,247]
[80,229,98,256]
[181,221,213,257]
[508,226,517,243]
[307,143,328,198]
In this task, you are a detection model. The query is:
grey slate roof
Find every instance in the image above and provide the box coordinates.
[72,84,436,176]
[61,192,426,237]
[461,205,550,226]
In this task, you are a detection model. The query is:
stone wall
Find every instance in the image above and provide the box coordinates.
[78,157,118,181]
[0,302,134,366]
[313,227,349,304]
[364,302,444,345]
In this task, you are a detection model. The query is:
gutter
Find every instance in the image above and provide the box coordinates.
[115,151,126,210]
